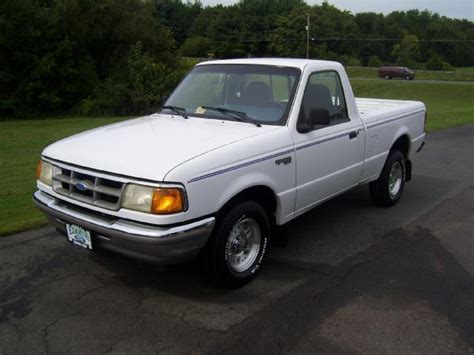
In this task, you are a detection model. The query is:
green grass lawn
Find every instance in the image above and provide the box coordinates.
[350,79,474,131]
[346,66,474,82]
[454,67,474,74]
[1,79,473,236]
[0,117,127,236]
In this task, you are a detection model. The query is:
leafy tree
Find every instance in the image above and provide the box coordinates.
[268,6,309,57]
[94,42,174,115]
[202,5,248,58]
[237,0,306,56]
[2,0,474,117]
[354,13,392,64]
[392,34,420,67]
[156,0,203,47]
[180,36,211,57]
[0,0,175,116]
[269,3,359,60]
[0,0,98,114]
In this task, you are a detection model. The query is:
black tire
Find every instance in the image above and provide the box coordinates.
[370,150,406,207]
[201,200,270,288]
[385,75,391,80]
[405,75,411,80]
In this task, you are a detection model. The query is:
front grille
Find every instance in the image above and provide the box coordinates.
[52,166,125,210]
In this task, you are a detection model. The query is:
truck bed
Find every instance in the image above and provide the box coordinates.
[356,97,425,125]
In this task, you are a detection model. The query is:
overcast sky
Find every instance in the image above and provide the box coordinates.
[200,0,474,20]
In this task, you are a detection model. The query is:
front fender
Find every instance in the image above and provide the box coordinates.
[216,172,279,210]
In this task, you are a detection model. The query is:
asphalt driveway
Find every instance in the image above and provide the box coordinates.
[1,125,473,354]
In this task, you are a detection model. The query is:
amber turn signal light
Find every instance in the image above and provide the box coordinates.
[151,188,184,214]
[36,160,43,179]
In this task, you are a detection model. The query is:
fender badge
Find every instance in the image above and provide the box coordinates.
[275,157,292,166]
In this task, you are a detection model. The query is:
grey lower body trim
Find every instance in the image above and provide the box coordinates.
[33,191,215,264]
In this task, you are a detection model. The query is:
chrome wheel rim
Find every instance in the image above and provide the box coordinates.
[226,218,261,273]
[389,161,403,198]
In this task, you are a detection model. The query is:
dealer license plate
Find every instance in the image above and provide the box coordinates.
[66,224,92,250]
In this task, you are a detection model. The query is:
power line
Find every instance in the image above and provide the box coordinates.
[210,37,474,43]
[309,37,474,42]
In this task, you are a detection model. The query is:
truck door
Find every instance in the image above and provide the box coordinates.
[291,70,365,214]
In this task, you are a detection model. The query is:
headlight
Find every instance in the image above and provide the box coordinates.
[36,160,53,186]
[122,184,185,215]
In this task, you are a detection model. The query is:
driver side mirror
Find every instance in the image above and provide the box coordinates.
[297,107,331,133]
[309,108,330,127]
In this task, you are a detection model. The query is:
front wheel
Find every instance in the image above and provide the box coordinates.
[370,150,406,207]
[202,201,270,288]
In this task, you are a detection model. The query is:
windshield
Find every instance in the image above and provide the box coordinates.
[162,64,301,126]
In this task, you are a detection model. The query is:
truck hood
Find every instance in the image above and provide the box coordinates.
[43,114,278,181]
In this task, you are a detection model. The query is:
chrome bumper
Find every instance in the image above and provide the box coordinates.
[33,190,215,264]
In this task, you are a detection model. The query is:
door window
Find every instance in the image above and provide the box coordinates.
[297,71,349,132]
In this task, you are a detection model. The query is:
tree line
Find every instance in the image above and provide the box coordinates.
[1,0,473,117]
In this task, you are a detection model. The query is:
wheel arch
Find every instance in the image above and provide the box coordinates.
[390,133,412,181]
[217,185,278,225]
[391,134,410,157]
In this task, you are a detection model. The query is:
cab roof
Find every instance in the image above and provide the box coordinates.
[197,57,338,70]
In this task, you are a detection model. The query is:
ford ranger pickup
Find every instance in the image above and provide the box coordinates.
[34,58,426,287]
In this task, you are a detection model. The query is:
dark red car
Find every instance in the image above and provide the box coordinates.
[379,66,415,80]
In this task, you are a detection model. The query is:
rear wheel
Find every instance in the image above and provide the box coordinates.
[201,201,269,288]
[370,150,406,206]
[385,75,391,80]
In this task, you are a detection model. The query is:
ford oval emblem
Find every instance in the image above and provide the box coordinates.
[75,182,88,191]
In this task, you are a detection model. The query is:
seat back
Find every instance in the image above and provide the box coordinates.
[302,84,333,122]
[242,81,272,106]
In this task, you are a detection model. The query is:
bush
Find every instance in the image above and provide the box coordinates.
[77,97,96,116]
[426,54,450,71]
[339,55,361,67]
[367,55,383,67]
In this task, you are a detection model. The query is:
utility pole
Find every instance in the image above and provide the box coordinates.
[306,14,310,59]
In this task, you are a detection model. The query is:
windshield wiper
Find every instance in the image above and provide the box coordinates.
[161,105,188,119]
[200,106,261,127]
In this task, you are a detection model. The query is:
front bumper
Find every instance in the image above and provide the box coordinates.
[33,190,215,264]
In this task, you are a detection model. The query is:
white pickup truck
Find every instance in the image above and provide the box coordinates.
[34,58,426,287]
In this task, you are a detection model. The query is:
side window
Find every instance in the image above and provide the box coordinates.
[297,71,349,132]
